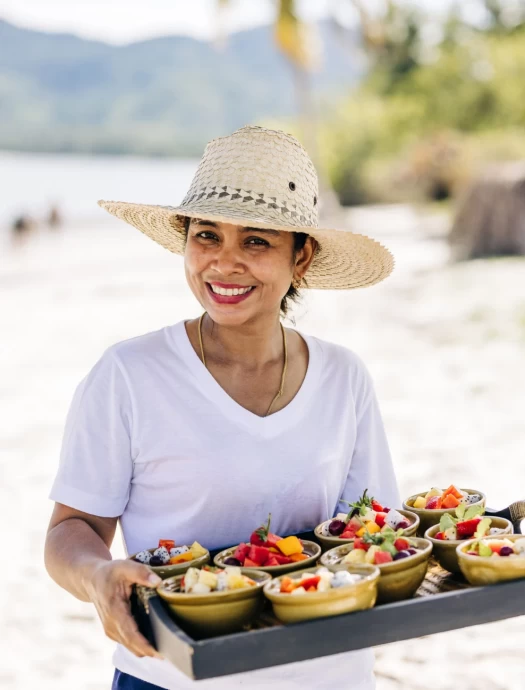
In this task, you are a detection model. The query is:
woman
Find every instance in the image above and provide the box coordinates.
[45,125,399,690]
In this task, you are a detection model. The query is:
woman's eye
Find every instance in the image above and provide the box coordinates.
[246,237,270,247]
[196,231,219,241]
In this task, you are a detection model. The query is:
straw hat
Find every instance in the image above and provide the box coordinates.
[99,125,393,289]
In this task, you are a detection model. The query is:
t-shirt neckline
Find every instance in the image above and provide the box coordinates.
[168,320,321,436]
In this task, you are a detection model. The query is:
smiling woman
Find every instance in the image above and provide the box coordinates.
[45,125,398,690]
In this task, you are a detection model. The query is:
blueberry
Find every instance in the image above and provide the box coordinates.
[407,548,418,555]
[223,557,241,566]
[383,507,391,513]
[149,556,164,567]
[393,551,410,560]
[499,546,514,557]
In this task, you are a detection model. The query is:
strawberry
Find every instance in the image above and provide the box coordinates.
[375,512,387,527]
[249,513,282,547]
[371,500,384,512]
[158,539,175,551]
[425,496,443,510]
[456,518,482,538]
[394,538,410,552]
[353,537,367,550]
[434,531,446,540]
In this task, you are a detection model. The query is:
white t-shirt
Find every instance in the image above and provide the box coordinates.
[50,321,400,690]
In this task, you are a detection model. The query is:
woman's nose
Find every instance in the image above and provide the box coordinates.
[211,244,245,276]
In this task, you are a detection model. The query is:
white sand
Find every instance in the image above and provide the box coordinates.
[1,205,524,690]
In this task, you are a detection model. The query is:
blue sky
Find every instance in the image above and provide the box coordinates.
[0,0,472,44]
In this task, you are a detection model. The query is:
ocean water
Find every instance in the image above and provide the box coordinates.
[0,151,199,227]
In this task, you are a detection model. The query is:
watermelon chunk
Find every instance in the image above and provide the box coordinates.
[273,553,293,565]
[374,551,393,564]
[265,556,280,567]
[248,544,272,566]
[244,557,258,568]
[233,543,251,563]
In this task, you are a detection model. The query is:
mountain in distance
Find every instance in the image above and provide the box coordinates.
[0,19,362,156]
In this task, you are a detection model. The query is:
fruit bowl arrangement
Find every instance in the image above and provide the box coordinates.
[457,534,525,586]
[315,490,419,551]
[129,539,210,579]
[214,514,321,575]
[403,485,486,536]
[157,565,271,636]
[320,528,433,603]
[263,564,380,623]
[424,503,513,574]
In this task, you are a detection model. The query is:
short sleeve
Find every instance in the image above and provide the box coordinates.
[336,364,400,514]
[49,350,133,517]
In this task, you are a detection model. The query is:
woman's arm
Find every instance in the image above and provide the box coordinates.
[45,503,162,659]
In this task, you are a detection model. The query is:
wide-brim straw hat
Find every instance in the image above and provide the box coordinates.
[99,125,393,289]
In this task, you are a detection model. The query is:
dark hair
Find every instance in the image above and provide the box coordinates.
[182,216,308,316]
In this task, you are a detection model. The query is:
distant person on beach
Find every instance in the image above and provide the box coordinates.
[11,214,37,245]
[45,125,398,690]
[48,205,63,229]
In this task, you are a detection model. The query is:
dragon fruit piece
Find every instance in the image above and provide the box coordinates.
[153,546,170,564]
[169,546,190,558]
[385,509,408,530]
[461,493,482,505]
[134,550,152,564]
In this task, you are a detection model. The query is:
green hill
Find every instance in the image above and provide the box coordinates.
[0,19,361,156]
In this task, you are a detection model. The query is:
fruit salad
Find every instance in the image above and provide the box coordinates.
[319,489,412,539]
[432,504,505,541]
[338,527,421,566]
[134,539,208,567]
[223,514,310,568]
[268,567,364,595]
[174,565,258,594]
[464,538,525,558]
[411,485,483,511]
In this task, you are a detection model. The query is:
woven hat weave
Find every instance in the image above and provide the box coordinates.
[99,125,394,289]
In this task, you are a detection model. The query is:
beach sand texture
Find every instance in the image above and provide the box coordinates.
[1,205,524,690]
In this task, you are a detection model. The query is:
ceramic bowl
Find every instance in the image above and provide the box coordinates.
[320,537,433,604]
[457,534,525,586]
[315,509,419,552]
[213,540,321,576]
[157,568,271,637]
[128,546,210,580]
[425,517,513,574]
[263,564,380,624]
[403,489,486,536]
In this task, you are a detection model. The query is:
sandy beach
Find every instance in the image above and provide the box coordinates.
[2,204,524,690]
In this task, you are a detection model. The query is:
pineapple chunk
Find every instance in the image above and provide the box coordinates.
[226,572,248,590]
[291,586,307,595]
[425,487,442,500]
[192,582,212,594]
[189,541,208,559]
[198,569,218,590]
[276,536,303,556]
[183,567,199,592]
[365,545,380,564]
[413,496,427,509]
[344,548,366,564]
[362,509,377,523]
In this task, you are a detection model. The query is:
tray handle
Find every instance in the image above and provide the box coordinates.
[485,501,525,534]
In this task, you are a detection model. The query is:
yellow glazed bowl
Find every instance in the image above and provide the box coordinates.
[314,510,419,552]
[457,534,525,586]
[403,489,486,537]
[425,517,513,574]
[128,546,210,580]
[214,540,321,576]
[157,568,271,637]
[263,564,380,624]
[320,537,433,604]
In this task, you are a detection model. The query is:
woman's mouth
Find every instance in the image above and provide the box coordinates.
[206,282,256,304]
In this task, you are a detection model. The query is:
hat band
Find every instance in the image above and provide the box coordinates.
[181,184,317,227]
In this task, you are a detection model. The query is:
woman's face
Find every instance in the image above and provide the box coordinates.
[184,218,315,325]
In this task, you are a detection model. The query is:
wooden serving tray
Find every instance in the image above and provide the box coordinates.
[132,507,525,681]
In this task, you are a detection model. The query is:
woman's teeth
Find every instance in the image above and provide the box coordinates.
[210,285,254,296]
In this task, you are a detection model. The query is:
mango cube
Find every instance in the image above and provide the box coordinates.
[276,536,303,556]
[365,521,381,535]
[356,526,367,537]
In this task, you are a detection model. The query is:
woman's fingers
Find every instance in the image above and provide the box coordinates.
[112,599,163,659]
[118,559,162,588]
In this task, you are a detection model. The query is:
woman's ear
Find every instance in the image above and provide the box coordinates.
[294,237,318,280]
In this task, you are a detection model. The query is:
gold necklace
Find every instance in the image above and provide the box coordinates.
[198,312,288,417]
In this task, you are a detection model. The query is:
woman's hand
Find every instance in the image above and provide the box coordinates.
[86,559,163,659]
